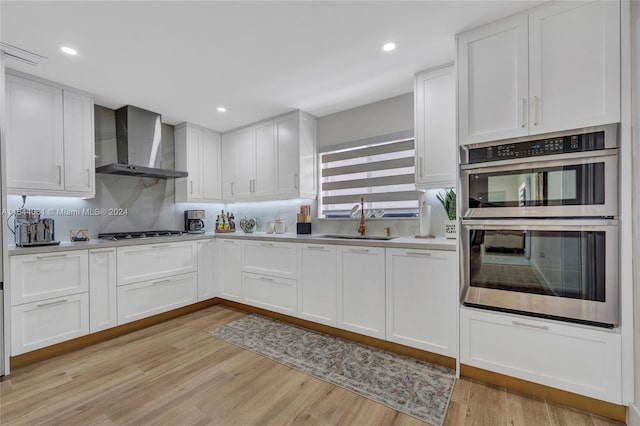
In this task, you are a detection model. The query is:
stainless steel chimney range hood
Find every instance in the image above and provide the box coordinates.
[95,105,188,179]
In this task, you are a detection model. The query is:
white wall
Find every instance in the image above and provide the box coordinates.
[317,92,413,150]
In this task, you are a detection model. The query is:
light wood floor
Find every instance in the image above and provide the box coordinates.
[0,305,626,425]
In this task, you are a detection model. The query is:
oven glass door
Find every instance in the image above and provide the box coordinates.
[462,151,617,218]
[461,220,618,327]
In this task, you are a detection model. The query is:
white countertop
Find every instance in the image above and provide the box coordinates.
[8,231,456,255]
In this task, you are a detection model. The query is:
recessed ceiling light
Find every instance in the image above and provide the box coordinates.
[382,42,396,52]
[60,46,78,56]
[217,106,227,113]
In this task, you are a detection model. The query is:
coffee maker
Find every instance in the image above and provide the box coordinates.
[184,210,205,234]
[14,209,60,247]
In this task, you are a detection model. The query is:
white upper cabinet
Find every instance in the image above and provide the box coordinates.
[175,123,222,203]
[222,110,316,201]
[457,0,620,145]
[528,1,620,134]
[457,14,529,145]
[6,72,95,197]
[414,64,457,189]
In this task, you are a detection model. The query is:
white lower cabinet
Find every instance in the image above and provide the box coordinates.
[297,244,337,326]
[10,250,89,305]
[242,272,297,316]
[337,246,385,339]
[117,272,198,324]
[386,248,457,357]
[197,239,216,301]
[11,293,89,355]
[217,239,243,301]
[89,248,117,332]
[243,240,296,279]
[117,241,197,286]
[460,307,622,404]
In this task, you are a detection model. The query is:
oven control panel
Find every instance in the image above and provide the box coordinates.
[468,130,605,164]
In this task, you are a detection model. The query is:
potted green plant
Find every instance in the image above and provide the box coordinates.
[436,189,457,239]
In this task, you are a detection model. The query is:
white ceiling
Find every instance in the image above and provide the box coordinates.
[1,1,542,132]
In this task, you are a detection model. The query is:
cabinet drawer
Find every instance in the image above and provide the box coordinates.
[117,272,198,324]
[460,308,622,403]
[117,242,197,285]
[11,293,89,355]
[243,272,296,316]
[10,250,89,305]
[243,241,296,279]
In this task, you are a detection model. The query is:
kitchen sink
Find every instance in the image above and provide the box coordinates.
[314,234,397,241]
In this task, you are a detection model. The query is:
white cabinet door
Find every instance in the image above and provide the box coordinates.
[253,120,275,197]
[460,308,622,404]
[10,250,89,305]
[89,248,117,333]
[197,239,216,301]
[63,89,95,195]
[458,14,529,145]
[275,113,299,195]
[221,133,235,199]
[243,241,297,279]
[297,244,337,326]
[5,74,64,192]
[117,272,197,324]
[242,272,297,316]
[528,1,620,134]
[337,246,385,339]
[11,293,89,355]
[202,129,222,201]
[217,239,243,301]
[117,241,197,286]
[415,65,456,189]
[386,248,457,356]
[188,126,204,199]
[232,127,254,199]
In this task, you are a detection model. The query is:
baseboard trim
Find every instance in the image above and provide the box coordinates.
[460,364,627,423]
[628,402,640,426]
[218,299,457,370]
[10,298,221,370]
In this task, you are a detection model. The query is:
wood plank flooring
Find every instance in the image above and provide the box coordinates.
[0,305,627,425]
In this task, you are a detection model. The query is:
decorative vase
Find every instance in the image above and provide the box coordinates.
[445,219,457,239]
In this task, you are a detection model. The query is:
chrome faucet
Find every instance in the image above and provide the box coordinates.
[357,197,366,236]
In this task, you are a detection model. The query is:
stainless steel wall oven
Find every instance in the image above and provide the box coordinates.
[460,125,619,328]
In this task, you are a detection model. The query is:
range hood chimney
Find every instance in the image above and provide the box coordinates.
[95,105,188,179]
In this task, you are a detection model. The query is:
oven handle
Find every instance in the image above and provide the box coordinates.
[461,218,619,229]
[460,147,618,172]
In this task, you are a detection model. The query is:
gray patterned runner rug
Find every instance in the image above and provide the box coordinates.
[209,314,454,425]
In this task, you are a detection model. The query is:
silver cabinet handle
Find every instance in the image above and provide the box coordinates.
[90,248,115,254]
[419,156,424,178]
[37,298,68,308]
[190,180,194,194]
[224,240,236,244]
[260,242,274,247]
[349,248,369,253]
[152,244,176,249]
[153,279,172,285]
[58,165,62,186]
[406,251,432,256]
[533,96,540,126]
[259,276,274,282]
[306,245,325,250]
[294,173,299,190]
[36,253,68,259]
[521,98,527,128]
[512,320,549,331]
[86,168,91,187]
[249,179,253,193]
[230,182,234,196]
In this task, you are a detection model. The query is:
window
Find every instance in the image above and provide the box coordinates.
[319,138,418,218]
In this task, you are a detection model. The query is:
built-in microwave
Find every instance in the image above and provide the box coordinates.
[460,125,618,219]
[461,219,619,327]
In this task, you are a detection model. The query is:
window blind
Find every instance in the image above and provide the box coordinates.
[320,139,418,217]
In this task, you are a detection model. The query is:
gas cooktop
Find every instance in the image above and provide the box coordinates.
[98,230,186,241]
